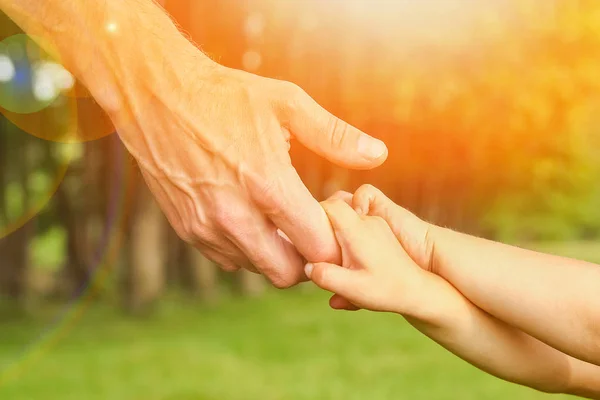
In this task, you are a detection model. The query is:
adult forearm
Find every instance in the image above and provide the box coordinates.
[0,0,216,116]
[2,1,385,287]
[431,226,600,365]
[1,0,221,169]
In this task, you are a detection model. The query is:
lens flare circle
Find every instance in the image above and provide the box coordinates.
[0,129,74,240]
[0,54,15,82]
[0,34,61,114]
[0,33,118,143]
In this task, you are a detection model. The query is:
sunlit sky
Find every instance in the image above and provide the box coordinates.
[276,0,536,46]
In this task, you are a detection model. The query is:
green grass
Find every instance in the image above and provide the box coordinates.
[1,240,598,400]
[0,289,576,400]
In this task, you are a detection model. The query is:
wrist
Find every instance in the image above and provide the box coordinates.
[391,267,465,332]
[422,223,451,277]
[76,3,218,117]
[7,0,220,117]
[390,268,439,321]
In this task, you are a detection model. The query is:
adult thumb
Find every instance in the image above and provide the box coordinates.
[287,89,388,169]
[305,262,361,298]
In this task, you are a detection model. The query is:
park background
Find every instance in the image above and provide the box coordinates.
[1,0,600,399]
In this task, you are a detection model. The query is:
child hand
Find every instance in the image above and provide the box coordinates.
[350,184,436,273]
[305,194,430,315]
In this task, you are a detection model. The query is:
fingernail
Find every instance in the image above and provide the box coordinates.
[304,263,314,278]
[358,136,387,160]
[277,229,293,244]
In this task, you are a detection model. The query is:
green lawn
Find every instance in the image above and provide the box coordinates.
[0,241,597,400]
[0,290,576,400]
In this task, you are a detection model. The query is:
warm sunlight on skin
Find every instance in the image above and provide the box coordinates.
[1,0,391,289]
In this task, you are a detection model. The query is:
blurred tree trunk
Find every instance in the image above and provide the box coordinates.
[0,222,30,304]
[165,226,187,288]
[0,121,7,224]
[55,181,89,297]
[124,184,166,313]
[0,123,30,312]
[238,270,265,297]
[52,135,90,296]
[186,247,220,302]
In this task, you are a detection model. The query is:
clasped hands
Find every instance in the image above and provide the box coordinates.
[307,184,440,317]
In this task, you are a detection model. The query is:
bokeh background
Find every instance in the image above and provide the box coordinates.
[1,0,600,399]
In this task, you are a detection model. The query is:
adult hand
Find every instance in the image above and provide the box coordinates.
[132,62,388,288]
[2,0,388,288]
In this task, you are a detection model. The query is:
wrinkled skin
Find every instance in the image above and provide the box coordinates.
[116,62,388,288]
[1,0,388,288]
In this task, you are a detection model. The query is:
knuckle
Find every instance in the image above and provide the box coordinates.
[213,205,245,230]
[327,198,351,217]
[328,117,349,149]
[329,198,346,208]
[311,265,329,286]
[277,81,307,114]
[310,246,337,264]
[213,208,234,229]
[179,220,209,244]
[327,190,352,204]
[362,184,380,195]
[200,249,236,270]
[356,184,380,199]
[259,175,281,198]
[269,271,298,289]
[251,254,299,289]
[281,81,305,102]
[354,184,385,215]
[252,175,287,215]
[320,199,337,213]
[220,264,240,273]
[178,230,195,244]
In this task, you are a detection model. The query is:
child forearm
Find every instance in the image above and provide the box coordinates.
[313,189,600,397]
[405,272,600,397]
[430,226,600,366]
[568,357,600,399]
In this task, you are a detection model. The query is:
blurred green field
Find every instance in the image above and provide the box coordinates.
[528,241,600,264]
[0,241,597,400]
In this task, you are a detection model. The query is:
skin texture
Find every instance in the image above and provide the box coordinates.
[307,185,600,398]
[347,185,600,366]
[0,0,388,287]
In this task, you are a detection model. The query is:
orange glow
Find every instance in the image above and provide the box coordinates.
[1,0,599,234]
[192,0,599,225]
[328,0,510,40]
